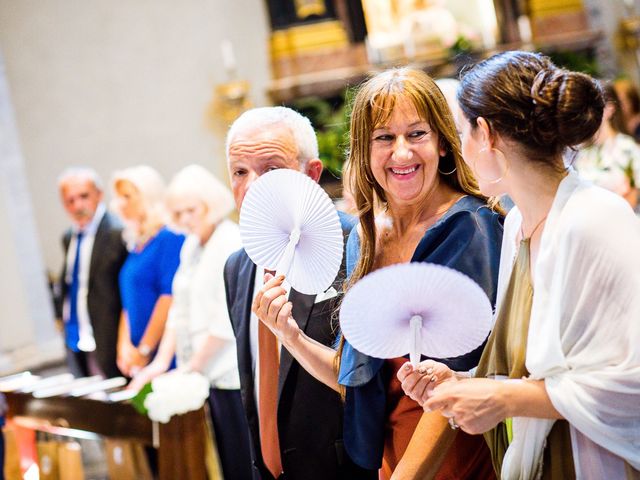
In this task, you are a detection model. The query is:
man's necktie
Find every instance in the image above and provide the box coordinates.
[67,231,83,350]
[258,319,282,478]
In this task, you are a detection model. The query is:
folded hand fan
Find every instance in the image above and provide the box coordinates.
[239,169,343,295]
[340,263,493,366]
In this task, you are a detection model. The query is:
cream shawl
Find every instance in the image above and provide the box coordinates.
[497,170,640,479]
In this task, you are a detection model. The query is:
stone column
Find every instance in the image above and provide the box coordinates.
[0,49,64,374]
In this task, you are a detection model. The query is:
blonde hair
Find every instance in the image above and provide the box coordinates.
[166,164,235,227]
[345,67,493,288]
[111,165,167,249]
[334,68,500,389]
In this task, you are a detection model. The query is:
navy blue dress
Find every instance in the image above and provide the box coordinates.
[338,195,504,470]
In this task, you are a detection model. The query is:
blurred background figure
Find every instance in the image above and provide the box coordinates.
[435,77,461,130]
[111,166,184,378]
[128,164,251,479]
[55,167,128,378]
[576,81,640,208]
[613,78,640,142]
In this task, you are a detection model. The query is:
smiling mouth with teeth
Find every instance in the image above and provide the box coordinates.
[390,165,418,175]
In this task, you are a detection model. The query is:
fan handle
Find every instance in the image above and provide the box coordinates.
[276,227,301,278]
[409,315,422,367]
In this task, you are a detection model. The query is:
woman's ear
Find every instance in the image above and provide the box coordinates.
[603,102,615,123]
[475,117,494,148]
[438,138,447,157]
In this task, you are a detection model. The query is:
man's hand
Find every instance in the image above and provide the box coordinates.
[252,273,301,346]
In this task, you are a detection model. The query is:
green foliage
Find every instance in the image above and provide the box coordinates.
[450,35,474,57]
[291,90,356,176]
[547,50,599,77]
[623,159,636,188]
[131,382,153,416]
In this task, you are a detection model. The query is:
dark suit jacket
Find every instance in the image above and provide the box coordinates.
[223,214,374,480]
[55,211,128,378]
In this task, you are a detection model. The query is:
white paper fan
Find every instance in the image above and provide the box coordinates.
[239,169,344,295]
[340,263,493,365]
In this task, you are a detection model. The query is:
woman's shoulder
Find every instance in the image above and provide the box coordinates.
[204,219,242,257]
[215,219,241,241]
[345,225,362,276]
[179,234,200,258]
[155,226,185,250]
[538,182,640,286]
[410,196,503,267]
[561,183,638,242]
[434,195,504,234]
[156,226,183,239]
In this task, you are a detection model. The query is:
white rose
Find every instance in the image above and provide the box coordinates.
[144,371,210,423]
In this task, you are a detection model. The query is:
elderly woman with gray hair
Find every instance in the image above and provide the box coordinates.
[111,165,185,377]
[128,164,251,479]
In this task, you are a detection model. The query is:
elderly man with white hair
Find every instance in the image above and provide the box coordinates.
[223,107,373,480]
[55,167,128,378]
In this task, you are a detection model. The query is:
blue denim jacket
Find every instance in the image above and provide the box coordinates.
[338,196,504,469]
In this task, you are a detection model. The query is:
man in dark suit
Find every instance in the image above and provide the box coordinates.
[55,168,128,378]
[224,107,372,480]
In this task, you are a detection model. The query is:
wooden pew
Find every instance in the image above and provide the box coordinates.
[4,380,207,479]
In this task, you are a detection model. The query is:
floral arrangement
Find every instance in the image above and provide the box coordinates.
[132,370,210,424]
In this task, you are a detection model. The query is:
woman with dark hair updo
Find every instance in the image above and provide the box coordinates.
[401,51,640,479]
[253,67,504,479]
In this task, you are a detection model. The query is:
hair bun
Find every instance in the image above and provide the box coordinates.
[458,51,605,163]
[530,68,604,149]
[529,69,564,147]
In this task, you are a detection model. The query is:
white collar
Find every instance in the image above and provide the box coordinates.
[73,203,106,236]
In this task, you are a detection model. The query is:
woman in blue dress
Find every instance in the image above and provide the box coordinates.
[111,165,184,377]
[252,67,503,478]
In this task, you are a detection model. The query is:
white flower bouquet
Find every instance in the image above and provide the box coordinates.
[134,370,210,424]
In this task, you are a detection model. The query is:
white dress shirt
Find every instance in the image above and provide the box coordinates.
[167,219,242,389]
[63,203,106,352]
